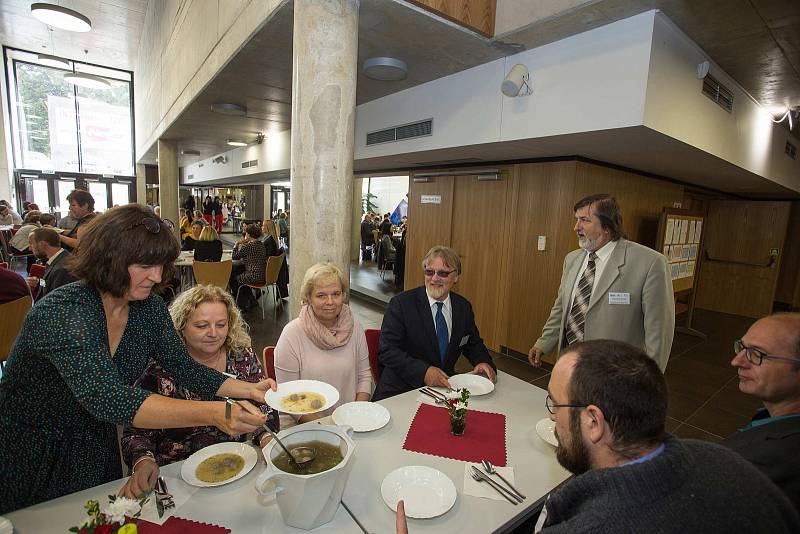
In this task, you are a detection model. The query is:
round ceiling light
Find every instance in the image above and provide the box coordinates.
[226,139,247,147]
[37,53,71,69]
[63,72,111,89]
[31,3,92,32]
[211,103,247,116]
[363,57,408,81]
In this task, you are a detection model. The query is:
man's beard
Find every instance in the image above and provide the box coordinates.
[555,411,592,475]
[577,236,598,252]
[426,283,448,300]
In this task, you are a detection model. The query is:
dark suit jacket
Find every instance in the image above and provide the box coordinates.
[42,250,76,297]
[373,286,495,401]
[194,240,223,262]
[721,410,800,510]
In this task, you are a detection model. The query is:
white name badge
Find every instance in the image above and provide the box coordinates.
[608,292,630,305]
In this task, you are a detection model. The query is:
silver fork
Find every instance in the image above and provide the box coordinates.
[419,388,447,404]
[470,471,518,505]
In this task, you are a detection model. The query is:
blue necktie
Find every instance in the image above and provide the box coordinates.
[435,302,449,364]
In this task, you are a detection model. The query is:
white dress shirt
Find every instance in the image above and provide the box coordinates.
[47,248,65,266]
[427,291,452,342]
[568,239,617,306]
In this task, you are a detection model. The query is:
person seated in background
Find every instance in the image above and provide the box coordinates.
[119,285,279,498]
[0,267,29,304]
[230,224,267,310]
[153,206,161,218]
[0,200,22,225]
[9,211,41,269]
[360,213,374,261]
[181,220,205,251]
[58,189,95,251]
[721,313,800,510]
[26,228,77,298]
[261,219,289,299]
[179,209,192,243]
[380,213,392,236]
[373,246,496,401]
[274,262,372,426]
[0,204,14,225]
[193,209,204,222]
[38,213,56,227]
[194,225,223,262]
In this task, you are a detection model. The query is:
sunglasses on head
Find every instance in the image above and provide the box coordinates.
[424,268,456,278]
[127,217,162,234]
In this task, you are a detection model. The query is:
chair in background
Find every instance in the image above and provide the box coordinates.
[378,236,396,281]
[0,295,32,372]
[28,263,46,300]
[261,346,276,380]
[236,253,285,320]
[192,259,233,290]
[365,328,381,382]
[0,262,8,269]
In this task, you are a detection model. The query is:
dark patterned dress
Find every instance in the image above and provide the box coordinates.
[0,282,227,514]
[121,347,279,467]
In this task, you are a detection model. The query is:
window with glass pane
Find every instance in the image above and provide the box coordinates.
[77,82,133,176]
[111,183,130,206]
[56,180,76,218]
[88,182,108,212]
[14,62,79,172]
[31,179,50,212]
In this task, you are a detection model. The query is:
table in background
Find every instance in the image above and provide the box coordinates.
[174,250,237,291]
[342,371,569,534]
[5,451,363,534]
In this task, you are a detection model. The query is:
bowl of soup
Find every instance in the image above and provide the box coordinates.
[255,423,356,530]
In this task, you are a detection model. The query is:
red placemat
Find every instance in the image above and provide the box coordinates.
[135,516,231,533]
[402,403,507,466]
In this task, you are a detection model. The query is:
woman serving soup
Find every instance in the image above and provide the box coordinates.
[274,262,372,425]
[0,205,274,514]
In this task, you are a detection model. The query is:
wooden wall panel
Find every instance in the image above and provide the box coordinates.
[404,176,454,291]
[775,201,800,308]
[408,0,496,37]
[450,170,512,350]
[696,200,791,318]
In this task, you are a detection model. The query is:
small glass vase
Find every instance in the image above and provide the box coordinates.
[450,414,466,436]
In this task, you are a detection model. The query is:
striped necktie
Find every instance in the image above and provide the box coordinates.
[565,252,597,346]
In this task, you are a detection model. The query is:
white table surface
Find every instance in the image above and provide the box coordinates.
[342,371,569,534]
[5,450,363,534]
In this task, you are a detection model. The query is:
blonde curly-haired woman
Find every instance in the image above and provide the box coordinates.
[119,284,278,498]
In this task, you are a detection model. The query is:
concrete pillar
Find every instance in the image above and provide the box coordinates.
[135,163,147,204]
[289,0,359,317]
[262,185,272,221]
[157,139,180,239]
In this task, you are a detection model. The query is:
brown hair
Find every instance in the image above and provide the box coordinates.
[69,204,179,298]
[573,194,626,241]
[39,213,56,226]
[30,227,60,247]
[23,210,41,224]
[66,189,95,211]
[245,223,262,239]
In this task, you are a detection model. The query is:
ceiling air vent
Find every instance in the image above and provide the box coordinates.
[187,174,194,180]
[366,118,433,146]
[701,74,734,112]
[241,159,259,169]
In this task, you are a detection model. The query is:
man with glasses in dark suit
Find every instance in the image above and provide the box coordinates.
[373,245,496,401]
[721,313,800,510]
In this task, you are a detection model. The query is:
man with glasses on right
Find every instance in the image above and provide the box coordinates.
[721,313,800,510]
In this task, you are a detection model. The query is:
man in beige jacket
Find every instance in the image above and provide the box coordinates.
[529,194,674,371]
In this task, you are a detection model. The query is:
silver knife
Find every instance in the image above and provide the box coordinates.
[155,489,164,518]
[471,466,523,503]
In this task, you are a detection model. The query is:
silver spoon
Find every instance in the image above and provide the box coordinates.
[481,459,526,500]
[261,424,316,469]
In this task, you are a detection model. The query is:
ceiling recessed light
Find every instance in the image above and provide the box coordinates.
[63,72,110,89]
[37,53,70,69]
[181,149,201,156]
[363,57,408,81]
[31,3,91,32]
[212,103,247,116]
[227,139,247,147]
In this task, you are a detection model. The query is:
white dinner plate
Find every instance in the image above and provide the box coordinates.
[265,379,340,415]
[536,417,559,447]
[448,374,495,396]
[0,516,12,534]
[381,466,457,519]
[180,441,258,487]
[332,401,390,432]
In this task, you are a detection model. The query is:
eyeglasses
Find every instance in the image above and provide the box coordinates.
[733,339,800,366]
[127,217,162,234]
[423,268,456,278]
[545,394,587,414]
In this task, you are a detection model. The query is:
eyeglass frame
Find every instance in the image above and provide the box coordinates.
[545,393,587,414]
[423,268,456,278]
[734,339,800,366]
[126,217,162,235]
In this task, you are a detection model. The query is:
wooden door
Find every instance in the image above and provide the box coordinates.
[695,200,791,318]
[404,176,454,291]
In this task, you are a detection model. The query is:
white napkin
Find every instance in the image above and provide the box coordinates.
[463,463,517,501]
[137,476,198,526]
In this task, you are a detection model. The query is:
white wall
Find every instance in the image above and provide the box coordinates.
[643,13,800,192]
[181,129,290,183]
[355,11,654,160]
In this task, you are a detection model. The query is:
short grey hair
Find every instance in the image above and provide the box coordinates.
[421,245,462,274]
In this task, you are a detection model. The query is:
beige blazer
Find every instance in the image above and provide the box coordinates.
[534,239,674,371]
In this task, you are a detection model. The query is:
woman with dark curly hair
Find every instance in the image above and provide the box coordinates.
[0,204,275,514]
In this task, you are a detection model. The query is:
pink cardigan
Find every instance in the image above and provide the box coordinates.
[274,316,373,422]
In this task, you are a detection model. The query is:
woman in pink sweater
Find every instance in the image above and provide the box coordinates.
[274,262,373,425]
